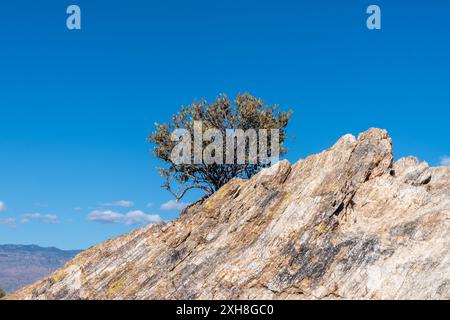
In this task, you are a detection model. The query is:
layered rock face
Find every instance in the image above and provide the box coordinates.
[9,128,450,300]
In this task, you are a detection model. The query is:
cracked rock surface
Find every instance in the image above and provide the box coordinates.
[8,128,450,300]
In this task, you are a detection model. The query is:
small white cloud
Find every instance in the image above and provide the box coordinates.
[160,200,189,211]
[146,202,154,208]
[0,218,15,227]
[440,155,450,166]
[73,207,82,211]
[123,210,162,225]
[87,210,161,225]
[21,213,59,224]
[102,200,135,208]
[87,210,123,224]
[0,201,7,212]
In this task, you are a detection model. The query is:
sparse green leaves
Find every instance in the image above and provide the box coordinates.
[148,93,292,201]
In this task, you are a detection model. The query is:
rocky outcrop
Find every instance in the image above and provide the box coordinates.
[8,128,450,300]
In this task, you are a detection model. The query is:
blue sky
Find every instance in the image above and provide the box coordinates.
[0,1,449,250]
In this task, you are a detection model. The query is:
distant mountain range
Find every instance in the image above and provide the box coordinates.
[0,244,80,293]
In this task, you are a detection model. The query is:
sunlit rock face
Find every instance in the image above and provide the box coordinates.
[8,128,450,300]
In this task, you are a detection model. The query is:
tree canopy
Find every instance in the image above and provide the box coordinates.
[148,93,292,201]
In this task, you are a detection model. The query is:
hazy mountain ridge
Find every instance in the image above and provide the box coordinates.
[0,244,80,293]
[8,128,450,300]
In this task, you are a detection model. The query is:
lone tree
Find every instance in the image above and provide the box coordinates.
[0,287,5,298]
[148,93,292,201]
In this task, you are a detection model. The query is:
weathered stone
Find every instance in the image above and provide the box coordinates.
[7,128,450,300]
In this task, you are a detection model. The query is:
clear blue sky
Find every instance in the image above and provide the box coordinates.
[0,1,449,249]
